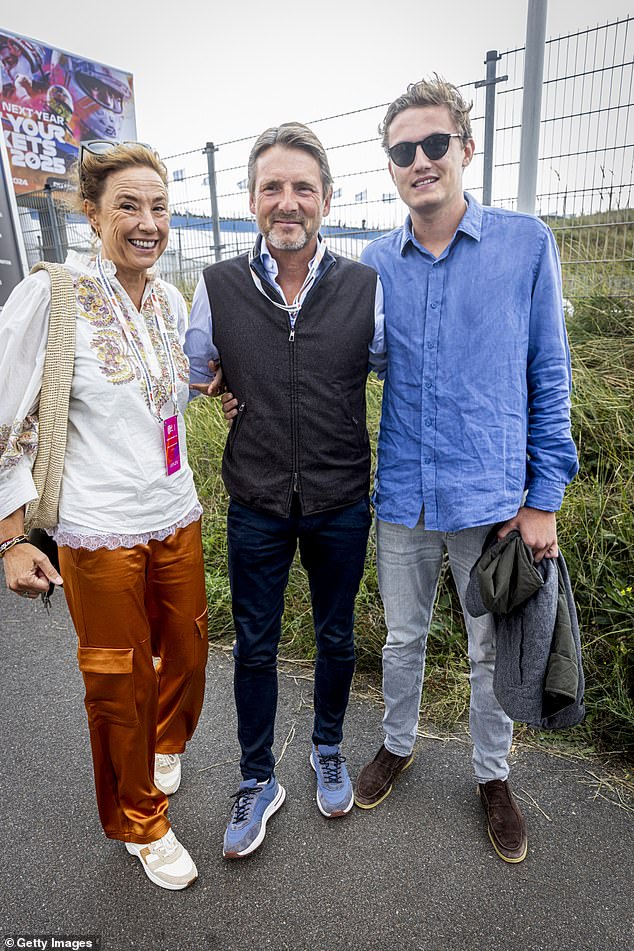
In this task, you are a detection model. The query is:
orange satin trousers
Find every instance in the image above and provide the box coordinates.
[58,519,208,844]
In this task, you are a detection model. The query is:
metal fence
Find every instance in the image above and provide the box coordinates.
[18,16,633,298]
[482,17,633,296]
[16,185,89,267]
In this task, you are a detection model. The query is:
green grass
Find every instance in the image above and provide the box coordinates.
[184,290,634,764]
[556,292,634,758]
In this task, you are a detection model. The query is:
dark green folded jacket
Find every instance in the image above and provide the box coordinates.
[465,528,585,730]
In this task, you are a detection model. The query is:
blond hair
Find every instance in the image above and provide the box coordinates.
[74,142,168,223]
[380,75,473,149]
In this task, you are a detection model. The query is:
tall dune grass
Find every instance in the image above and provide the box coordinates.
[184,293,634,761]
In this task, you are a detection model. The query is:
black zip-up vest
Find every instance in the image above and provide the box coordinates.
[203,250,377,517]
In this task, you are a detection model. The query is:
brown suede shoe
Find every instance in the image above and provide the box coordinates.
[478,779,528,863]
[354,744,414,809]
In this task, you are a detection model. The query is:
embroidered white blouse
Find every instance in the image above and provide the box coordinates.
[0,251,201,549]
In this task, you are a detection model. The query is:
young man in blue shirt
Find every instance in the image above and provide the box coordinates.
[354,76,578,863]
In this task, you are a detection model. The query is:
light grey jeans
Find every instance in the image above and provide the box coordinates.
[376,516,513,783]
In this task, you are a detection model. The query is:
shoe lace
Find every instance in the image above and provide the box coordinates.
[229,786,259,823]
[151,829,179,858]
[156,753,178,770]
[317,751,345,785]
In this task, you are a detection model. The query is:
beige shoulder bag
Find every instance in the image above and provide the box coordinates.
[25,261,76,531]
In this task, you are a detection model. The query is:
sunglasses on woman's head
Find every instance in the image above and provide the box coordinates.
[79,139,153,165]
[386,133,464,167]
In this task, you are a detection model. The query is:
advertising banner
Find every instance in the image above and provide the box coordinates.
[0,130,27,307]
[0,29,136,195]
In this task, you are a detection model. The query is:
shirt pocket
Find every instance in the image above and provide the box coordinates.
[77,646,138,726]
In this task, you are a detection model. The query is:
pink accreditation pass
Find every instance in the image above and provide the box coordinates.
[163,415,181,476]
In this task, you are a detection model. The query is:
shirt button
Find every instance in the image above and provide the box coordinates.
[430,302,438,309]
[427,342,434,350]
[425,380,432,389]
[425,418,432,427]
[424,457,432,464]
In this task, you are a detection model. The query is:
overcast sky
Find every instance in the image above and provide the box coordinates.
[1,0,631,160]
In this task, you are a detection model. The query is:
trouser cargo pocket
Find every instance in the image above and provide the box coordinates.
[77,646,138,726]
[195,607,209,639]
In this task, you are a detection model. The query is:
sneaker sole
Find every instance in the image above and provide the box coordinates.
[223,783,286,859]
[354,753,415,810]
[125,842,198,890]
[310,753,354,819]
[487,827,528,864]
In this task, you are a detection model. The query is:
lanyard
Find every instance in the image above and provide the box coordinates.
[248,238,327,326]
[95,254,179,420]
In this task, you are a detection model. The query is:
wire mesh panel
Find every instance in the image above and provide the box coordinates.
[17,18,629,300]
[494,18,633,296]
[161,88,487,274]
[15,187,91,267]
[161,17,631,298]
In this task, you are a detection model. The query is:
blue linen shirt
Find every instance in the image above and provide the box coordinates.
[361,194,579,532]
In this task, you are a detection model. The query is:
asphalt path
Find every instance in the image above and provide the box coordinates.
[1,582,632,951]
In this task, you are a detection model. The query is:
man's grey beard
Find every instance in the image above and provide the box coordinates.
[266,221,313,251]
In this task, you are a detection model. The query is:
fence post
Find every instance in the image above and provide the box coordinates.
[204,142,223,263]
[517,0,548,213]
[475,50,508,205]
[43,184,64,262]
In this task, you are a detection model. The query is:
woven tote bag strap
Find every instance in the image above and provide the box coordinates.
[26,262,76,530]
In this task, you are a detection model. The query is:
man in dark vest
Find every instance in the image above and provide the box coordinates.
[185,122,385,859]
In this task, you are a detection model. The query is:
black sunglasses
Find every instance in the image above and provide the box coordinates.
[386,133,464,167]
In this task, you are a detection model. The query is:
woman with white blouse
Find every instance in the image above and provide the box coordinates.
[0,142,211,891]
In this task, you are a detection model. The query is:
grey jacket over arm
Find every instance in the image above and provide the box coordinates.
[465,528,585,730]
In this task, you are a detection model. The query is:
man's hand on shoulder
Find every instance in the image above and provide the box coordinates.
[497,507,558,562]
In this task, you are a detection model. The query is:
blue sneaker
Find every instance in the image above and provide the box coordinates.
[223,776,286,858]
[310,744,354,818]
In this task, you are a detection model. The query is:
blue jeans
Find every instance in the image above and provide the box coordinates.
[228,497,371,781]
[376,517,513,783]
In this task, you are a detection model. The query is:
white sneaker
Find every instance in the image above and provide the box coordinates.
[125,829,197,890]
[154,753,181,795]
